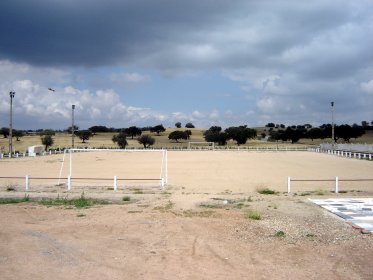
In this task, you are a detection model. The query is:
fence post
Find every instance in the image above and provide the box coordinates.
[335,176,339,193]
[114,176,117,191]
[67,176,71,191]
[25,175,29,191]
[287,177,291,193]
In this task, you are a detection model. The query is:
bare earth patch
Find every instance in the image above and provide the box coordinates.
[0,151,372,279]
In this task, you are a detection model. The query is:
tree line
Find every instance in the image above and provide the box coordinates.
[266,123,366,143]
[1,120,370,151]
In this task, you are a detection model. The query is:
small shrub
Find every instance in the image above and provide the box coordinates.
[133,189,143,194]
[154,200,174,212]
[233,203,245,209]
[274,230,286,237]
[39,193,108,208]
[246,211,261,220]
[73,193,92,208]
[122,196,131,202]
[314,189,327,196]
[300,192,311,196]
[200,203,223,209]
[6,185,16,192]
[257,188,276,195]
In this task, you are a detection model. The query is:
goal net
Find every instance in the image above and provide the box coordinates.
[58,149,167,191]
[188,142,215,150]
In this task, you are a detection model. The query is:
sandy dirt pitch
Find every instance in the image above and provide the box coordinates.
[0,151,373,279]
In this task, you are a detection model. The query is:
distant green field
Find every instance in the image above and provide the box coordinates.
[1,128,372,153]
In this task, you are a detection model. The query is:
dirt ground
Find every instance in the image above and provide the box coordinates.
[1,151,373,279]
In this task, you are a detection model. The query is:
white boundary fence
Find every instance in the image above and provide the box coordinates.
[0,150,64,159]
[311,146,373,160]
[188,142,215,150]
[287,176,373,193]
[320,143,373,153]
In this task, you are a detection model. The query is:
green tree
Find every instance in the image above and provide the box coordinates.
[124,126,142,139]
[306,128,322,141]
[66,125,79,134]
[204,127,228,146]
[138,135,155,148]
[185,122,195,128]
[184,130,192,139]
[41,135,54,151]
[89,125,109,134]
[1,127,10,138]
[208,126,222,133]
[150,124,166,135]
[225,126,257,145]
[13,130,24,141]
[76,130,93,143]
[112,132,128,149]
[335,124,365,142]
[283,127,303,144]
[168,131,188,142]
[37,129,56,136]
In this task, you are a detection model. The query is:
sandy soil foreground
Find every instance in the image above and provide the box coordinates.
[0,151,372,279]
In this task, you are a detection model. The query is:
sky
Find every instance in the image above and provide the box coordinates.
[0,0,372,130]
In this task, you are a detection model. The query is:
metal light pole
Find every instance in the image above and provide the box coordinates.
[71,104,75,148]
[331,101,335,144]
[9,91,15,156]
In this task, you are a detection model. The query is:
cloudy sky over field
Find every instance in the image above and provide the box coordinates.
[0,0,372,130]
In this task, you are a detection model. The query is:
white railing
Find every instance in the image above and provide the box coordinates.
[313,147,372,160]
[320,143,373,153]
[287,176,373,193]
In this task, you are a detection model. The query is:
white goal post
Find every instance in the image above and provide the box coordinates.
[58,148,168,190]
[188,142,215,150]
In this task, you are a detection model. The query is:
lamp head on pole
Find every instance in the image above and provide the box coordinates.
[72,104,75,110]
[331,101,334,107]
[9,91,15,98]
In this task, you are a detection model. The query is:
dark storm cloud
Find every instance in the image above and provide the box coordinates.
[1,0,372,77]
[1,0,373,128]
[0,0,240,67]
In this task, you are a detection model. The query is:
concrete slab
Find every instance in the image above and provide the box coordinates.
[310,198,373,233]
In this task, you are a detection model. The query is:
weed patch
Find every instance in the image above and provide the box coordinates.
[245,210,261,220]
[183,210,216,218]
[257,188,277,195]
[6,185,16,192]
[154,200,174,212]
[122,196,131,202]
[132,188,143,194]
[200,203,224,209]
[0,194,29,204]
[274,230,286,237]
[39,193,109,208]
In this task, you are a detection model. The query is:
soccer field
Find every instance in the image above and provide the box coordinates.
[0,150,372,193]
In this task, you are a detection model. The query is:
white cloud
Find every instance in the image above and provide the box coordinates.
[110,72,150,85]
[360,79,373,94]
